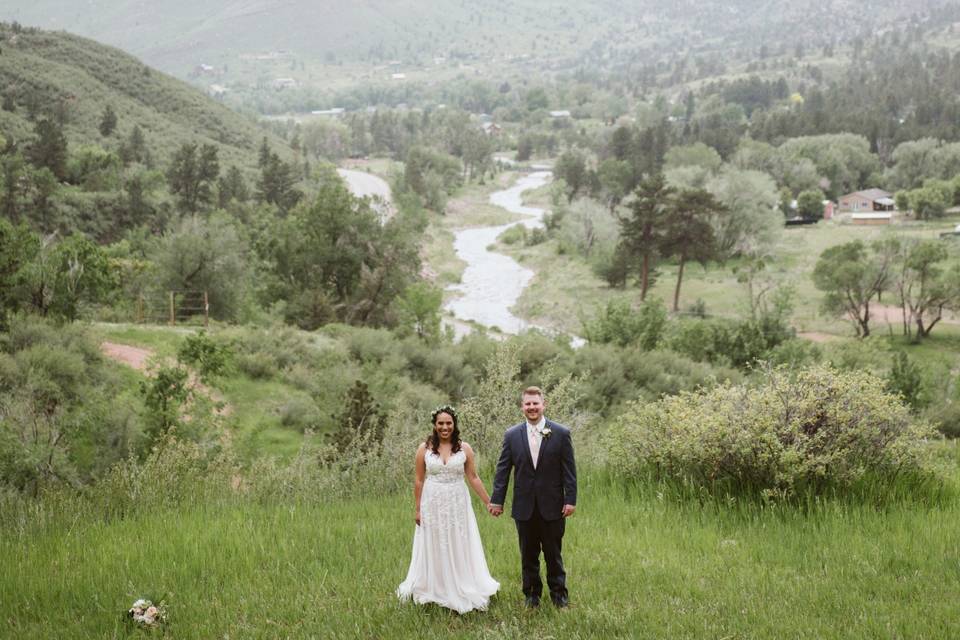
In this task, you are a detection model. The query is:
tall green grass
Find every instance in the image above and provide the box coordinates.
[3,453,960,639]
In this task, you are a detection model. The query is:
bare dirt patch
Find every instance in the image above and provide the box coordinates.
[870,303,960,326]
[100,341,231,416]
[100,341,154,371]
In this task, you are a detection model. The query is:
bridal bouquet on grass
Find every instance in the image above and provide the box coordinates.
[127,597,167,627]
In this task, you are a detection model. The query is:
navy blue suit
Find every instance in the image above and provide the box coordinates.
[491,419,577,601]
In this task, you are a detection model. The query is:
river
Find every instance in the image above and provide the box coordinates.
[444,171,553,336]
[339,165,574,343]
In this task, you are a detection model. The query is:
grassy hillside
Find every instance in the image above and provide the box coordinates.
[0,23,287,169]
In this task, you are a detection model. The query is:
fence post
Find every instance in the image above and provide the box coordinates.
[204,291,209,327]
[169,291,175,326]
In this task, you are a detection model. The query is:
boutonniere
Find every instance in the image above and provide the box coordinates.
[540,427,552,439]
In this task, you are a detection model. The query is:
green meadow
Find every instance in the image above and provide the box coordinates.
[4,452,960,640]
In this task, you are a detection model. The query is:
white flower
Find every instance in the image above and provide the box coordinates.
[132,599,148,609]
[540,427,552,438]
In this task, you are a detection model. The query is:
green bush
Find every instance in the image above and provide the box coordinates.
[925,403,960,439]
[666,315,793,369]
[177,330,232,382]
[498,225,526,245]
[583,298,667,349]
[886,351,926,411]
[821,336,890,373]
[0,315,139,493]
[765,338,823,368]
[277,393,322,433]
[225,325,323,379]
[526,227,548,246]
[574,345,741,414]
[609,365,938,498]
[234,352,277,380]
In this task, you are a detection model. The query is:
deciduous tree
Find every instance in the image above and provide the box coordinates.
[813,240,894,337]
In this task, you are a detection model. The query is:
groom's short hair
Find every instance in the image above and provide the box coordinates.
[520,386,544,402]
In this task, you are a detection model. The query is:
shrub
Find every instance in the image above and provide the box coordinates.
[177,330,232,382]
[574,345,741,414]
[526,227,548,246]
[498,225,526,245]
[234,352,277,380]
[886,351,925,411]
[666,315,793,369]
[925,403,960,439]
[583,298,667,349]
[328,380,386,456]
[609,365,938,498]
[0,315,139,494]
[277,393,323,433]
[821,336,890,373]
[765,338,822,368]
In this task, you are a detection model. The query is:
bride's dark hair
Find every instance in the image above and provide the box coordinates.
[427,405,462,455]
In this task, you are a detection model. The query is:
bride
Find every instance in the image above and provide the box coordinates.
[397,405,499,613]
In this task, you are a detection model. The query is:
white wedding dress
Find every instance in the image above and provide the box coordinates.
[397,449,499,613]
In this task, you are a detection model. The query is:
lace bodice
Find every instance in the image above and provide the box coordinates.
[424,449,466,485]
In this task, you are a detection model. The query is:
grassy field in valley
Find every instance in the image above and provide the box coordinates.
[497,205,960,337]
[3,455,960,639]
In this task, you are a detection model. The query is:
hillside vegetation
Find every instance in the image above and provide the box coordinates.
[1,0,948,77]
[0,23,283,169]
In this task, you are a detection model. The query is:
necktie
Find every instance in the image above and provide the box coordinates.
[529,428,540,468]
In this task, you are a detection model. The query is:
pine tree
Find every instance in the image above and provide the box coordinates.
[660,188,723,311]
[166,143,219,214]
[617,174,674,301]
[27,119,68,181]
[98,105,117,137]
[217,166,249,208]
[256,152,301,212]
[329,380,386,454]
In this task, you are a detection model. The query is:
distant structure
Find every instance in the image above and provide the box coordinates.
[549,110,572,118]
[838,189,895,212]
[311,108,345,117]
[851,212,893,225]
[823,200,836,220]
[481,122,502,136]
[272,77,298,90]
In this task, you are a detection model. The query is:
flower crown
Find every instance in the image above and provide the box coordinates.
[431,404,458,423]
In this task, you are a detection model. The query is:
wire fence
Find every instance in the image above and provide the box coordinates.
[135,290,209,326]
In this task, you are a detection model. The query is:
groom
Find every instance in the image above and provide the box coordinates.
[488,386,577,608]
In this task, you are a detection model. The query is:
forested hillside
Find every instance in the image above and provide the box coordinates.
[1,0,951,76]
[0,23,283,168]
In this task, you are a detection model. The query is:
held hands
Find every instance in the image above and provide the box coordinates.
[486,503,503,517]
[562,504,576,518]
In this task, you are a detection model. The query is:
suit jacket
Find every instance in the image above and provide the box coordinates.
[490,419,577,521]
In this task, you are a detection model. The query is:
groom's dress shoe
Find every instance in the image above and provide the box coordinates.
[524,596,540,608]
[551,595,569,608]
